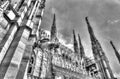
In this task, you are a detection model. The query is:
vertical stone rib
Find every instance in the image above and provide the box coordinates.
[29,0,38,20]
[16,45,32,79]
[0,27,24,79]
[3,27,30,79]
[0,24,17,64]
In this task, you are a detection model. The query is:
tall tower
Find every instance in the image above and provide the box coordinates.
[85,17,115,79]
[110,41,120,64]
[73,29,79,54]
[50,13,57,42]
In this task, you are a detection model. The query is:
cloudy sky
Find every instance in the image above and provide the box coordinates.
[40,0,120,77]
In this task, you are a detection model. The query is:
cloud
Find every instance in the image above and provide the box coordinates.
[108,19,120,24]
[114,73,120,78]
[51,8,56,14]
[112,0,120,4]
[58,33,73,50]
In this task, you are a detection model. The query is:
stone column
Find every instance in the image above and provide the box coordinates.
[16,44,33,79]
[0,26,30,79]
[0,24,17,64]
[40,49,48,78]
[33,48,43,78]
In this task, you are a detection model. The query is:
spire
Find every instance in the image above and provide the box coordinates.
[110,41,120,64]
[78,34,85,59]
[85,17,115,79]
[73,29,78,54]
[85,17,101,55]
[50,13,57,41]
[85,17,97,42]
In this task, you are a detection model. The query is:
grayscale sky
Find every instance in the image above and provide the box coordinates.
[40,0,120,78]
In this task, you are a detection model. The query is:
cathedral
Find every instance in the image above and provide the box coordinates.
[0,0,119,79]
